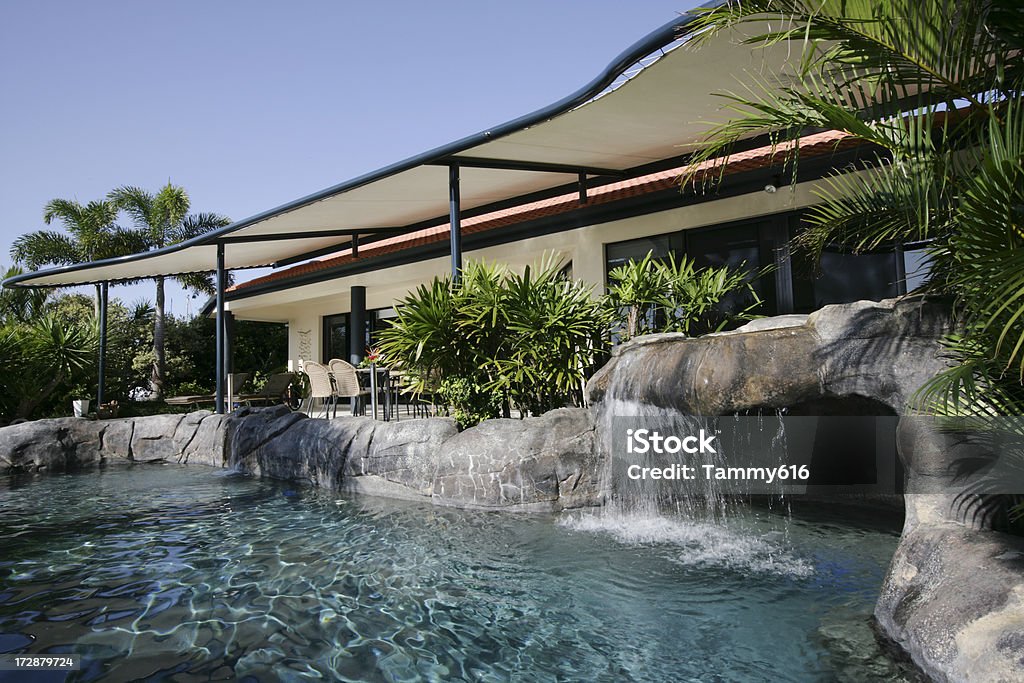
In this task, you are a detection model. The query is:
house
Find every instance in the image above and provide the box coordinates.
[3,12,925,410]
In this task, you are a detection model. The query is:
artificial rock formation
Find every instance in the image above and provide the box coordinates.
[588,296,1024,683]
[3,297,1024,681]
[0,411,229,472]
[588,296,951,415]
[227,404,601,511]
[0,405,601,513]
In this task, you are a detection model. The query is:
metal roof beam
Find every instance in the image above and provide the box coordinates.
[430,156,627,177]
[269,230,405,268]
[218,227,404,245]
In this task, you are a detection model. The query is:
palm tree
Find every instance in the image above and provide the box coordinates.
[108,183,230,398]
[682,0,1024,415]
[10,198,144,315]
[0,266,52,324]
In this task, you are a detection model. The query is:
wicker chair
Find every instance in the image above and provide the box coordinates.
[328,359,370,417]
[302,362,336,419]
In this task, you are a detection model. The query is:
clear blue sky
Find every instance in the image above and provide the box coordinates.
[0,0,695,316]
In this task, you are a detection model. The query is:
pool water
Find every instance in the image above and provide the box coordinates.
[0,466,916,682]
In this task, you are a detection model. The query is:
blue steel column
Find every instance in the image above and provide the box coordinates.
[449,163,462,281]
[215,243,225,414]
[97,281,108,407]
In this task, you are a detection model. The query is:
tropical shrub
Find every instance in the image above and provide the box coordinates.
[605,251,762,341]
[378,256,608,427]
[0,313,96,421]
[438,376,505,429]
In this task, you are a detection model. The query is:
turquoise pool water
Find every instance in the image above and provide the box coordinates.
[0,466,915,682]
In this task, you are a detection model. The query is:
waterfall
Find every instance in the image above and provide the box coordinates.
[560,390,810,577]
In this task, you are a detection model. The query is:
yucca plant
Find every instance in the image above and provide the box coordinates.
[0,314,97,421]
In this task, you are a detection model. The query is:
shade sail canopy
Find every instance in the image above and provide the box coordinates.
[4,9,802,289]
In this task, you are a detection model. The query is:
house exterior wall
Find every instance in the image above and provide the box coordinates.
[226,182,823,368]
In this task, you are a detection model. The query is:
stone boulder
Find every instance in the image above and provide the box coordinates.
[177,412,229,467]
[0,419,80,471]
[129,414,185,462]
[343,417,460,499]
[588,297,952,415]
[875,522,1024,682]
[228,405,368,489]
[430,408,601,511]
[0,412,230,472]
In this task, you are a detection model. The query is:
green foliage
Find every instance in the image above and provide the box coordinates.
[378,255,609,427]
[0,266,51,323]
[0,312,96,422]
[482,257,610,416]
[438,376,505,430]
[684,0,1024,523]
[603,252,668,340]
[108,183,231,398]
[605,251,762,341]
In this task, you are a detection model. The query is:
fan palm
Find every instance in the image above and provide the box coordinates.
[683,0,1024,415]
[108,183,230,398]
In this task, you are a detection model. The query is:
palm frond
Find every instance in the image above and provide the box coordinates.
[152,183,191,237]
[177,212,231,242]
[10,230,81,269]
[108,185,157,235]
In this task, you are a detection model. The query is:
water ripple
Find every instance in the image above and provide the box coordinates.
[0,466,913,682]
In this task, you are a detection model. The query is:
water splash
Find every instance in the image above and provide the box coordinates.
[585,392,810,578]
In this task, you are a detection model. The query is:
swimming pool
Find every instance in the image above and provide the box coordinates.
[0,466,914,681]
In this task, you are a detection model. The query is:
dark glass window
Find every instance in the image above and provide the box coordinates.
[325,308,397,362]
[323,314,348,363]
[685,222,774,316]
[791,248,899,313]
[604,235,673,276]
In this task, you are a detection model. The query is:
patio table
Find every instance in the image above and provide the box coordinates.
[356,366,393,420]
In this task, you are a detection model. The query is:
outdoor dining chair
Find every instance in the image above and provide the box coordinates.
[302,362,337,419]
[328,359,370,417]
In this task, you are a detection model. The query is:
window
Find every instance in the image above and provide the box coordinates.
[370,308,397,345]
[685,221,775,316]
[324,307,397,362]
[902,247,931,292]
[322,314,349,363]
[604,234,675,276]
[603,211,914,320]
